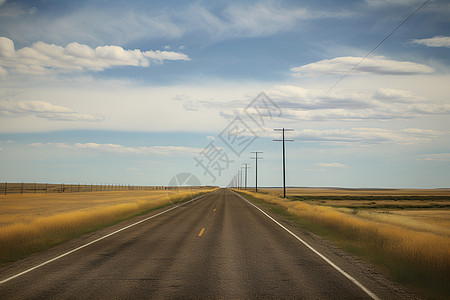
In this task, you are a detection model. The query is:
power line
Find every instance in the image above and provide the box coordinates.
[242,163,249,190]
[237,171,242,190]
[251,152,263,192]
[326,0,430,95]
[274,128,294,198]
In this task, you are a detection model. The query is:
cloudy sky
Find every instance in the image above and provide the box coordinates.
[1,0,449,188]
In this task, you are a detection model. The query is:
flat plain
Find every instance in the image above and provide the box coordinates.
[0,189,213,264]
[0,189,414,299]
[243,187,450,298]
[1,190,185,227]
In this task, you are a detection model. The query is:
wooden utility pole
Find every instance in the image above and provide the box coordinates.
[274,128,294,198]
[242,163,249,190]
[251,152,263,192]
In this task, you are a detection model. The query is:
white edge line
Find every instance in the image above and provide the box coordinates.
[231,190,380,300]
[0,193,209,285]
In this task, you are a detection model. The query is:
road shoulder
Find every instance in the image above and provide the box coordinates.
[233,189,420,300]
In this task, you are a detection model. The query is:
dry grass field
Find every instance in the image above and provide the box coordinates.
[1,190,183,227]
[263,187,450,196]
[0,189,215,265]
[239,188,450,299]
[0,182,166,195]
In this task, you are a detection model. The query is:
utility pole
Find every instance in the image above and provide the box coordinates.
[237,171,242,190]
[274,128,294,198]
[242,164,249,190]
[251,151,263,192]
[240,167,245,190]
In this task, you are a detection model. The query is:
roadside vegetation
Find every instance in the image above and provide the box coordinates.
[237,189,450,299]
[0,189,215,265]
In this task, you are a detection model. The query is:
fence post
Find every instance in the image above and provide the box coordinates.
[4,182,7,195]
[45,183,48,194]
[35,182,37,194]
[21,182,24,194]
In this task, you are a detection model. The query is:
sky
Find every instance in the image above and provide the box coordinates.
[0,0,449,188]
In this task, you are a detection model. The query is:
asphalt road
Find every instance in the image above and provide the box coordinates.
[0,189,414,299]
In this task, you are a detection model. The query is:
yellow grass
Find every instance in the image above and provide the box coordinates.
[0,189,215,264]
[0,190,185,227]
[238,190,450,298]
[353,210,450,237]
[262,187,450,196]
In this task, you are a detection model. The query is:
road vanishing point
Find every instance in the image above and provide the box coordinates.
[0,189,413,299]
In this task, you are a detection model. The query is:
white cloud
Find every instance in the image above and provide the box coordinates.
[236,125,444,146]
[267,85,450,121]
[30,142,202,156]
[206,136,215,141]
[0,37,190,75]
[0,2,351,48]
[418,153,450,162]
[411,36,450,48]
[176,2,353,42]
[73,143,201,156]
[28,142,44,147]
[0,138,11,151]
[290,56,434,77]
[0,100,103,121]
[0,65,7,77]
[291,127,444,145]
[317,162,347,168]
[217,2,310,38]
[364,0,423,7]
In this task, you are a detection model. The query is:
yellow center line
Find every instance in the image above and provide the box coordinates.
[198,227,205,237]
[198,190,223,237]
[212,190,224,212]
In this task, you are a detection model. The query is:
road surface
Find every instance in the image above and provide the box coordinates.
[0,189,414,299]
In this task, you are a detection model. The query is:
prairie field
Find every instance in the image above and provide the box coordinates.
[263,187,450,196]
[240,188,450,299]
[0,182,166,195]
[0,188,215,265]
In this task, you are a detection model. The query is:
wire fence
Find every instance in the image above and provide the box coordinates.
[0,182,203,195]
